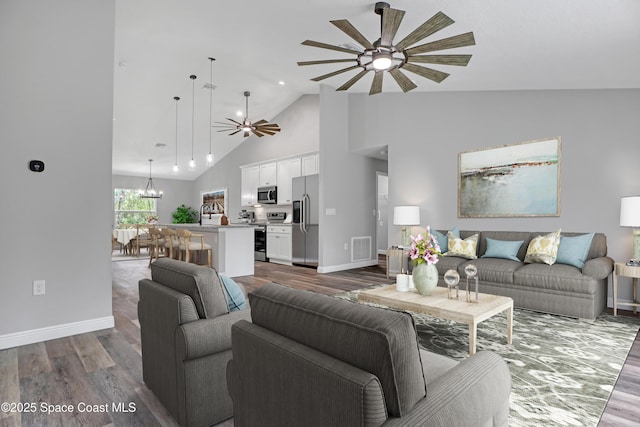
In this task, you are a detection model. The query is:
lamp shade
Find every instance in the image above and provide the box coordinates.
[393,206,420,226]
[620,196,640,227]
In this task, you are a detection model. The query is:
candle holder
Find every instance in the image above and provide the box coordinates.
[444,269,460,299]
[464,264,478,303]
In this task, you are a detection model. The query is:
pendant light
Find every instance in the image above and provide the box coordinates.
[172,96,180,175]
[206,57,215,167]
[140,159,163,199]
[189,74,197,171]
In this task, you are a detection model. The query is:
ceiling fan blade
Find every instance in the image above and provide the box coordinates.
[256,128,277,136]
[389,68,417,92]
[380,8,405,46]
[221,118,242,125]
[402,63,449,83]
[253,119,268,126]
[258,125,280,130]
[395,11,454,51]
[251,129,265,137]
[228,129,242,136]
[407,54,472,66]
[369,71,383,95]
[302,40,362,55]
[336,69,370,91]
[405,32,476,55]
[331,19,375,50]
[298,59,357,66]
[311,65,361,82]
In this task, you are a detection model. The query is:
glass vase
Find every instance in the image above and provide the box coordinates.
[412,263,439,296]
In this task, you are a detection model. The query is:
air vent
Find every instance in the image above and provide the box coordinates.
[202,83,217,91]
[351,236,372,262]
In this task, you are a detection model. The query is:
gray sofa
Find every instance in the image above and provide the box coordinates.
[227,282,512,427]
[138,258,251,427]
[434,230,613,319]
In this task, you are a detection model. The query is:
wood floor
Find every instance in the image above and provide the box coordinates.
[0,257,638,426]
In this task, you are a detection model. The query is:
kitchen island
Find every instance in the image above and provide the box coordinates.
[167,224,256,277]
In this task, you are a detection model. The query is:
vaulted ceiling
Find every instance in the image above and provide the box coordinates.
[113,0,640,180]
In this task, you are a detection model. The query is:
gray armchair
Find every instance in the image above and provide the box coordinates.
[227,282,511,427]
[138,258,251,427]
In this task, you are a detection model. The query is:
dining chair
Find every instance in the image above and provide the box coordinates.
[147,227,164,266]
[176,228,212,267]
[160,228,179,260]
[135,224,153,257]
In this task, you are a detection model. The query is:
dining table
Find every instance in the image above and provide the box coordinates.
[113,227,148,255]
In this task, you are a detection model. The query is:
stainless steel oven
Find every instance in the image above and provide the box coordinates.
[254,225,267,261]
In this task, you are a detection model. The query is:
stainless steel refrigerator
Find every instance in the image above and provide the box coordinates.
[292,174,319,267]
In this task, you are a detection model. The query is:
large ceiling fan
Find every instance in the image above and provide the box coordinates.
[298,2,475,95]
[214,91,281,138]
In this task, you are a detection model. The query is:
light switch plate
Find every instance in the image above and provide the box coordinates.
[33,280,45,296]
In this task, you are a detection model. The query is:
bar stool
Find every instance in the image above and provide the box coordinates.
[176,228,212,267]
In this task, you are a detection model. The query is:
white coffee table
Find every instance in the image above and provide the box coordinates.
[358,285,513,355]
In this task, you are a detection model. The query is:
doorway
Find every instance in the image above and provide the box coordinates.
[376,171,389,256]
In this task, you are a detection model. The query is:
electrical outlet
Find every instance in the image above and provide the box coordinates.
[33,280,45,296]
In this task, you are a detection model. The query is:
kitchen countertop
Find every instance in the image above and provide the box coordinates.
[161,223,259,229]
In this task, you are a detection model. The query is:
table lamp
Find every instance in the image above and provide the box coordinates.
[620,196,640,260]
[393,206,420,247]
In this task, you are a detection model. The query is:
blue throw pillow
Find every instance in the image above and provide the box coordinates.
[433,226,459,253]
[219,274,247,311]
[556,233,595,269]
[481,238,524,262]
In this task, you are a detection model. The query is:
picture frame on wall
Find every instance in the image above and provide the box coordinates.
[458,137,561,218]
[201,188,228,216]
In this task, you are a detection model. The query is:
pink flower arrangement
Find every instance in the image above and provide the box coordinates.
[409,226,442,266]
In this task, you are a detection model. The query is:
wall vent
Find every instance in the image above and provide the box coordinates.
[351,236,372,262]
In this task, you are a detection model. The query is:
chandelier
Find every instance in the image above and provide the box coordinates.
[139,159,163,199]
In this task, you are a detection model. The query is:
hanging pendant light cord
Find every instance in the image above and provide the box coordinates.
[174,96,180,167]
[190,75,196,166]
[209,58,215,159]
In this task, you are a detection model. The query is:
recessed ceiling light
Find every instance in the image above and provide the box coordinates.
[236,110,243,117]
[278,81,285,86]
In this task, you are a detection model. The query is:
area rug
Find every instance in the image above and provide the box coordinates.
[337,289,640,427]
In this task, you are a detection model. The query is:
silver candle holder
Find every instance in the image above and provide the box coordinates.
[464,264,478,303]
[444,269,460,299]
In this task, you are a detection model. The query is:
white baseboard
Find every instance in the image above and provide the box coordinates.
[0,316,114,350]
[318,259,379,274]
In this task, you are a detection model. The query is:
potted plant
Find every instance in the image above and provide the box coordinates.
[171,204,198,224]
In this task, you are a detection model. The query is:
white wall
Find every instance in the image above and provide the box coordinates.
[318,85,388,271]
[112,175,194,225]
[348,88,640,302]
[0,0,115,347]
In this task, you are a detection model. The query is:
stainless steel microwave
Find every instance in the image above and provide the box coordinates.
[257,185,277,204]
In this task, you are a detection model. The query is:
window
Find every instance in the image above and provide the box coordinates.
[114,188,158,226]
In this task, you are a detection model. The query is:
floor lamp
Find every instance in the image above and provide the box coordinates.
[393,206,420,247]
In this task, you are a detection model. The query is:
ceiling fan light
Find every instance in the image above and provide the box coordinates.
[372,51,392,70]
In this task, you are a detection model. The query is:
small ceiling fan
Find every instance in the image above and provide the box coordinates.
[214,91,281,138]
[298,2,475,95]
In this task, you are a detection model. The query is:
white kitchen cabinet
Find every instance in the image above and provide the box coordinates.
[276,158,301,205]
[301,154,319,176]
[267,225,292,264]
[240,165,260,206]
[259,162,277,186]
